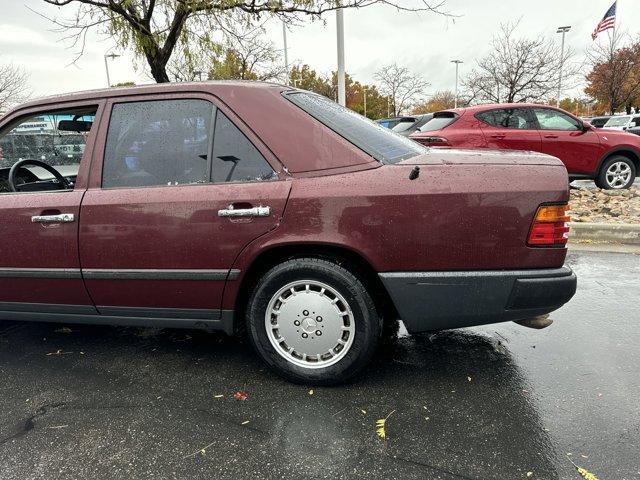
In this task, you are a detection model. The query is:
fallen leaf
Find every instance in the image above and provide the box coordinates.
[467,376,472,382]
[184,441,215,459]
[568,455,600,480]
[526,473,533,478]
[233,391,248,401]
[308,389,314,395]
[214,394,224,398]
[375,410,395,440]
[241,420,250,425]
[360,409,367,415]
[425,417,430,421]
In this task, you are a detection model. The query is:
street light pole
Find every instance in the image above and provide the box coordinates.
[363,87,368,118]
[556,26,571,108]
[336,9,346,107]
[104,53,120,87]
[451,60,463,108]
[282,21,290,85]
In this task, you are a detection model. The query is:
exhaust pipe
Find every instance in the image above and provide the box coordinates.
[514,314,553,330]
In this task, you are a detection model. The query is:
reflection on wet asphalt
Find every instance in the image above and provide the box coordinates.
[0,251,638,479]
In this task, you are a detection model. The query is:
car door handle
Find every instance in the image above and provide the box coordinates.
[218,205,270,218]
[490,134,506,139]
[544,134,559,139]
[31,213,75,223]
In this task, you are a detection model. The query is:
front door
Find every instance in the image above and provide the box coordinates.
[531,107,604,175]
[0,104,101,313]
[476,108,541,152]
[79,96,290,319]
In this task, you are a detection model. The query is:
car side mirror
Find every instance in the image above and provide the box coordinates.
[582,122,593,133]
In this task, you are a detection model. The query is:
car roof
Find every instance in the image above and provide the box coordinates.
[7,80,286,114]
[436,103,570,116]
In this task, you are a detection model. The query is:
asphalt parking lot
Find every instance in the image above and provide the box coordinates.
[0,250,638,480]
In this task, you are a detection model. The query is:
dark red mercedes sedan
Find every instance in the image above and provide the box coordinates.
[410,104,639,189]
[0,83,576,384]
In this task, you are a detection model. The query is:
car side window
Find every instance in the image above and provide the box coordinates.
[532,108,581,131]
[476,109,534,129]
[0,108,96,193]
[210,110,276,184]
[102,99,213,188]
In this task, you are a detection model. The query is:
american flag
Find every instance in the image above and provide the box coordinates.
[592,1,617,40]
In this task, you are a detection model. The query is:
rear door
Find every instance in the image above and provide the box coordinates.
[475,108,542,152]
[79,95,290,320]
[531,107,603,175]
[0,103,102,314]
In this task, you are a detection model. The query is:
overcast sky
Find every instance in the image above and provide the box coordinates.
[0,0,637,101]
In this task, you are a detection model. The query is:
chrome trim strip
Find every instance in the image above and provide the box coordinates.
[0,268,82,279]
[83,268,240,281]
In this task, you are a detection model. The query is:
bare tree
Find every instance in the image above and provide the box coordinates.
[38,1,449,84]
[0,63,30,114]
[585,30,640,114]
[464,22,580,104]
[374,64,429,116]
[207,22,287,82]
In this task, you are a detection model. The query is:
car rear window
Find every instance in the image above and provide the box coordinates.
[391,119,417,133]
[419,112,459,132]
[285,92,426,164]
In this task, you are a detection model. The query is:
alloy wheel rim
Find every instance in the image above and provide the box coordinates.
[264,280,355,369]
[605,161,632,188]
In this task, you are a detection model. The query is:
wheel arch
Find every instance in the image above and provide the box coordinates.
[229,243,398,335]
[597,147,640,175]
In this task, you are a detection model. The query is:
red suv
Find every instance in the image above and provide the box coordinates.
[410,104,639,189]
[0,84,576,384]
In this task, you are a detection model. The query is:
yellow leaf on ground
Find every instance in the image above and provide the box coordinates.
[375,410,395,440]
[308,389,314,395]
[576,467,599,480]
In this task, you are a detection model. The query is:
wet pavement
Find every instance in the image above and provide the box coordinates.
[0,250,638,480]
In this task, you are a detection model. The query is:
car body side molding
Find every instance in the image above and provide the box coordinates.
[0,268,240,281]
[0,303,235,335]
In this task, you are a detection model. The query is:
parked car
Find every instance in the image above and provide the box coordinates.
[375,116,413,129]
[584,116,611,128]
[0,84,576,384]
[411,104,639,189]
[390,113,434,136]
[602,114,640,131]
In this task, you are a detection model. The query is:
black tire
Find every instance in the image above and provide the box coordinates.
[246,258,381,385]
[595,155,637,189]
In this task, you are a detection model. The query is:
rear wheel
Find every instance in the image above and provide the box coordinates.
[596,156,636,189]
[246,258,381,385]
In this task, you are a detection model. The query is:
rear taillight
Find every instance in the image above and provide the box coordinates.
[412,136,450,147]
[527,204,570,247]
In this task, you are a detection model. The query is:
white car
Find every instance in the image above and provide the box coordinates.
[602,114,640,131]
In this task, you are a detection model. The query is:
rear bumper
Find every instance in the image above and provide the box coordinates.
[379,266,576,333]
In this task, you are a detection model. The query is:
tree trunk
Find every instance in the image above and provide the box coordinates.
[145,48,170,83]
[149,58,170,83]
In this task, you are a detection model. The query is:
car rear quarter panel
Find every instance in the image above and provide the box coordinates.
[224,161,569,309]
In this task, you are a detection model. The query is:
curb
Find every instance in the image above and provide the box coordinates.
[568,222,640,245]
